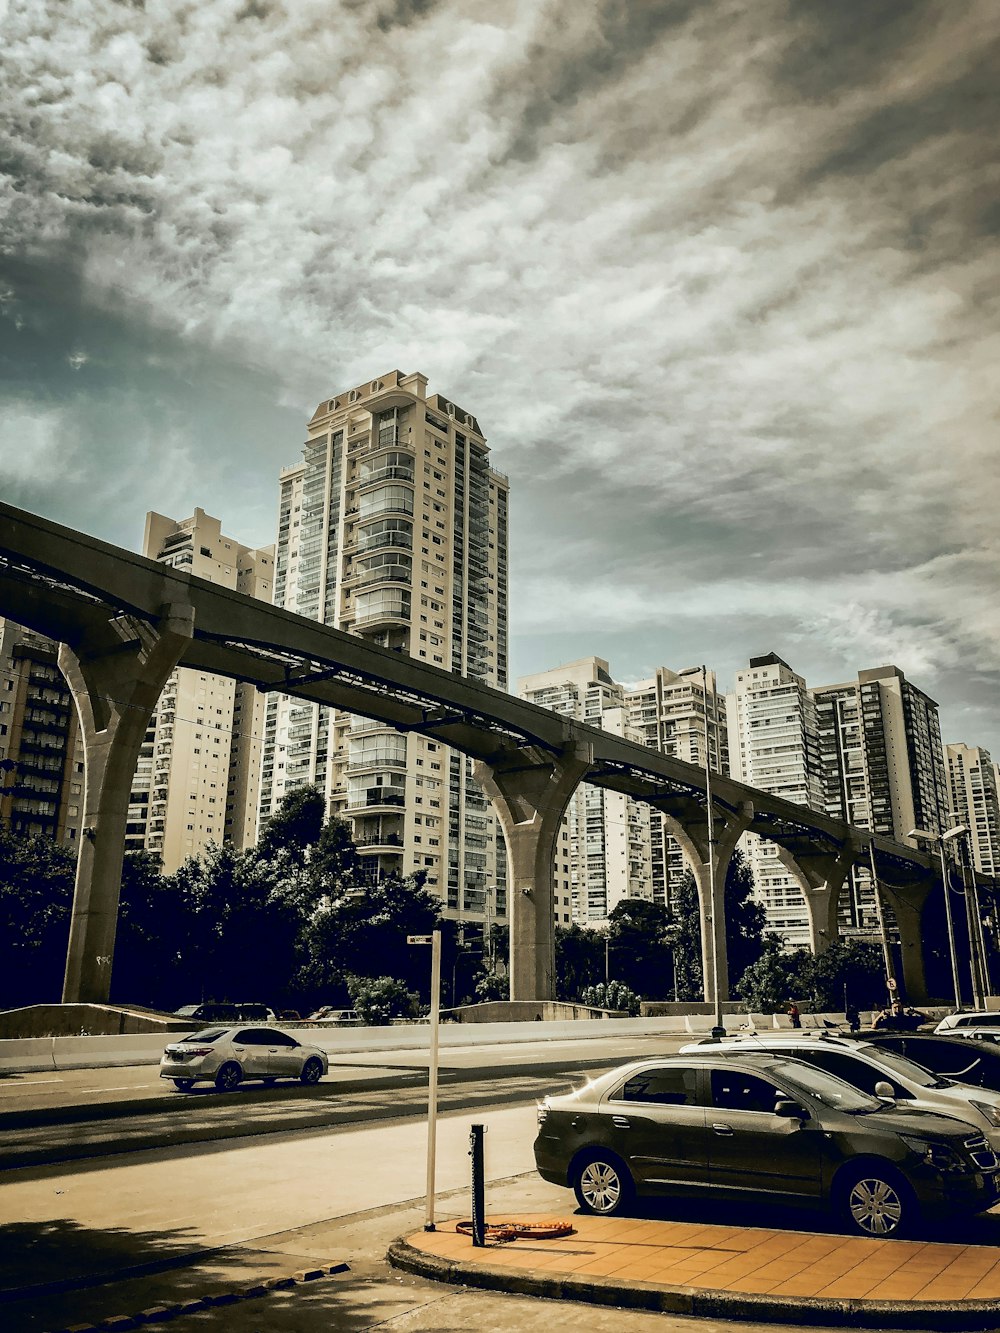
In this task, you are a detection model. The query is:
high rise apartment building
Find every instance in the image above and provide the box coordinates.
[519,658,652,923]
[812,666,950,931]
[0,620,83,844]
[624,666,728,910]
[125,510,274,872]
[258,372,508,928]
[727,653,824,945]
[947,743,1000,878]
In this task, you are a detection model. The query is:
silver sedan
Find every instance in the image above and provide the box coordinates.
[160,1025,329,1092]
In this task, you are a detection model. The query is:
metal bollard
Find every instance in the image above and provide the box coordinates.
[469,1123,486,1247]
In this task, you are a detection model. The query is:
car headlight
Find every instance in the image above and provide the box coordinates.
[901,1135,969,1173]
[537,1100,549,1126]
[970,1100,1000,1128]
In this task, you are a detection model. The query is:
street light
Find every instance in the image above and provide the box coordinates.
[702,665,724,1039]
[908,825,970,1010]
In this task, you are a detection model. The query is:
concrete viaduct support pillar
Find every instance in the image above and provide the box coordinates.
[661,802,754,1006]
[775,840,861,955]
[880,881,932,1005]
[474,742,592,1003]
[60,604,194,1004]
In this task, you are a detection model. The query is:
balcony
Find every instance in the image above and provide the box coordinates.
[354,607,411,630]
[347,790,405,811]
[355,465,415,489]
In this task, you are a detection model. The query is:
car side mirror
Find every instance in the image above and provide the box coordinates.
[874,1080,895,1101]
[774,1099,808,1120]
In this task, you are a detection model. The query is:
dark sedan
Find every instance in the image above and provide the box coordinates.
[534,1053,1000,1238]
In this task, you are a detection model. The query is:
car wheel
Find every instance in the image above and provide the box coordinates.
[838,1164,915,1238]
[214,1062,243,1093]
[172,1079,194,1092]
[573,1152,634,1216]
[300,1057,323,1086]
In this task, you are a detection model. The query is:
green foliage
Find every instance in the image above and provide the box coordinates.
[0,822,75,1006]
[667,849,766,1003]
[791,938,886,1012]
[607,898,674,998]
[735,935,801,1013]
[255,784,326,864]
[579,980,641,1015]
[346,974,418,1026]
[554,923,605,1000]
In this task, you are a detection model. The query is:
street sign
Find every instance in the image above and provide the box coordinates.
[407,934,433,944]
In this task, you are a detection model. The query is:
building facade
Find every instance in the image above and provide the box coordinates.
[0,619,83,845]
[947,743,1000,879]
[519,658,652,924]
[624,665,728,910]
[812,666,951,932]
[124,509,274,872]
[727,653,824,946]
[258,371,508,930]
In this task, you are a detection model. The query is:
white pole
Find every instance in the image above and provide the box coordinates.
[704,666,723,1037]
[425,928,442,1231]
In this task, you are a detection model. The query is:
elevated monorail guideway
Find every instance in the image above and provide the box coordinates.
[0,500,936,1006]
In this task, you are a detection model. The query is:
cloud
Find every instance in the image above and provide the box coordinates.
[1,0,998,747]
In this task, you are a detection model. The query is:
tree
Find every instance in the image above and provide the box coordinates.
[111,851,185,1009]
[791,938,886,1012]
[295,869,447,1005]
[0,822,75,1007]
[555,923,605,1000]
[255,784,326,864]
[607,898,674,998]
[579,980,641,1015]
[667,850,766,1002]
[736,935,801,1013]
[347,974,418,1026]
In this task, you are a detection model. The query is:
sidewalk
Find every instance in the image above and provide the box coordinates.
[391,1211,1000,1329]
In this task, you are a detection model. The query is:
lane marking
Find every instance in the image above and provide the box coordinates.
[4,1078,64,1086]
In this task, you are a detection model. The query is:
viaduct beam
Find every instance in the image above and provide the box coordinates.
[473,740,592,1002]
[60,603,194,1003]
[775,837,863,955]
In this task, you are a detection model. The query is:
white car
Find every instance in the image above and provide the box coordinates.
[160,1025,329,1092]
[681,1033,1000,1145]
[935,1012,1000,1038]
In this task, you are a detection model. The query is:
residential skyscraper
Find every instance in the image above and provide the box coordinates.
[946,743,1000,878]
[258,372,508,929]
[125,509,274,871]
[624,666,728,910]
[519,658,652,924]
[0,619,83,845]
[812,666,951,931]
[727,653,824,945]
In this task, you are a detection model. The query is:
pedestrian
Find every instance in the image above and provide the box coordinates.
[846,1003,860,1033]
[788,1002,801,1029]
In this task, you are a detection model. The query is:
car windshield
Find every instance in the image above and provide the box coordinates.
[769,1059,881,1112]
[857,1043,944,1088]
[182,1029,226,1043]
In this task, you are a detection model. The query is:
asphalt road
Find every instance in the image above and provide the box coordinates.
[0,1035,689,1170]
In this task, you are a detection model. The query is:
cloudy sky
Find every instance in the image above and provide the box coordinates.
[2,0,998,754]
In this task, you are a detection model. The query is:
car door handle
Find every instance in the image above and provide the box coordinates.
[612,1115,631,1129]
[712,1123,734,1136]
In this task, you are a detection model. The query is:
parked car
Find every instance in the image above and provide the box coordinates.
[864,1033,1000,1094]
[160,1026,328,1092]
[534,1054,1000,1237]
[173,1003,277,1024]
[306,1007,361,1025]
[681,1033,1000,1143]
[935,1012,1000,1037]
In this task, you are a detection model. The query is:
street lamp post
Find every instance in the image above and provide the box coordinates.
[868,840,899,1002]
[909,825,969,1010]
[703,666,725,1039]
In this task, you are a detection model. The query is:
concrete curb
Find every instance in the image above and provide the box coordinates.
[386,1236,1000,1331]
[32,1263,349,1333]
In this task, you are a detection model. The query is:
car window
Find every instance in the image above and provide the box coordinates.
[617,1067,699,1106]
[855,1044,939,1088]
[234,1028,271,1045]
[710,1069,783,1113]
[768,1059,881,1111]
[184,1029,226,1043]
[267,1032,298,1047]
[797,1049,902,1096]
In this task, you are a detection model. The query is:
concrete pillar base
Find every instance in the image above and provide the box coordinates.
[775,839,862,955]
[60,604,194,1004]
[474,741,592,1002]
